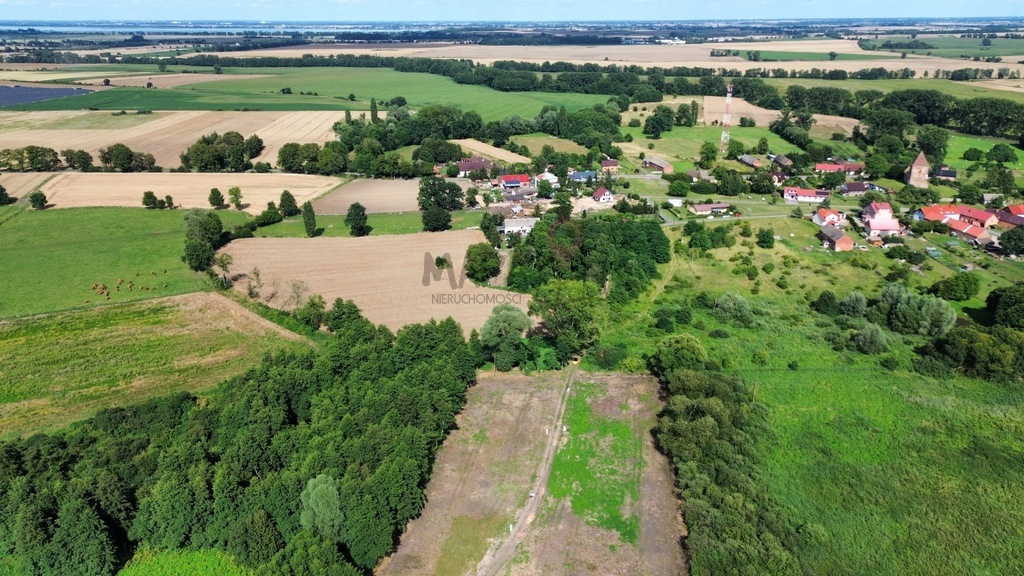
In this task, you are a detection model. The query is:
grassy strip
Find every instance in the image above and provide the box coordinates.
[548,381,641,544]
[117,547,251,576]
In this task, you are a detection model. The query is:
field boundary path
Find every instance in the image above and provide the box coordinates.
[474,364,578,576]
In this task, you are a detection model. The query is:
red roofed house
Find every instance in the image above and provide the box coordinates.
[815,163,843,173]
[819,224,854,252]
[947,219,993,244]
[863,202,901,237]
[501,174,531,189]
[957,205,998,228]
[915,204,960,223]
[1007,204,1024,216]
[600,159,619,174]
[835,158,866,174]
[687,202,732,216]
[905,152,930,188]
[812,209,845,227]
[863,202,893,221]
[784,187,831,203]
[592,187,614,203]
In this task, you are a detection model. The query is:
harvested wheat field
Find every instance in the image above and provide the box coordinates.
[198,40,1024,76]
[0,172,55,199]
[221,231,529,331]
[39,172,340,213]
[452,138,531,164]
[703,96,860,134]
[0,109,342,168]
[312,178,420,214]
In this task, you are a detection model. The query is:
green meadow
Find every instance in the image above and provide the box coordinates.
[0,206,247,318]
[250,209,480,238]
[10,65,609,121]
[591,213,1024,574]
[873,35,1024,59]
[117,547,251,576]
[762,77,1024,105]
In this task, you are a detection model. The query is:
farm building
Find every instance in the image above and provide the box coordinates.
[865,218,901,237]
[600,159,619,174]
[947,219,992,244]
[773,154,793,168]
[592,188,614,203]
[499,218,539,235]
[995,210,1024,230]
[935,166,958,181]
[737,154,762,168]
[643,157,674,174]
[819,224,854,252]
[904,152,930,188]
[816,159,865,176]
[687,202,732,216]
[812,209,845,227]
[1007,204,1024,216]
[501,174,531,189]
[915,204,960,222]
[957,206,998,228]
[783,187,831,203]
[457,157,495,177]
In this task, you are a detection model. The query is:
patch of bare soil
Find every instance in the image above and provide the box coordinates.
[452,139,532,164]
[312,178,420,214]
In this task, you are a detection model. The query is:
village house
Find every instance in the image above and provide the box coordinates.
[819,224,854,252]
[783,186,831,203]
[498,218,539,235]
[771,172,788,186]
[500,174,531,189]
[592,187,614,203]
[863,201,901,237]
[567,170,598,184]
[812,208,845,227]
[816,158,865,176]
[687,202,732,216]
[995,210,1024,230]
[738,154,762,168]
[840,182,870,197]
[914,204,960,223]
[534,171,560,189]
[905,151,930,188]
[643,157,674,174]
[600,159,619,174]
[686,169,718,184]
[946,219,993,244]
[1007,204,1024,216]
[456,157,495,178]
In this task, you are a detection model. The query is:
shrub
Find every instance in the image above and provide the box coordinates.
[709,328,730,339]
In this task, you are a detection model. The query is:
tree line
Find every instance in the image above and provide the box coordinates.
[0,301,481,576]
[0,143,156,172]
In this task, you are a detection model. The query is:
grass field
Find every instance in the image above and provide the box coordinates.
[871,36,1024,59]
[0,206,247,318]
[548,381,642,544]
[762,77,1024,105]
[0,293,310,437]
[620,124,806,173]
[9,65,609,121]
[118,547,251,576]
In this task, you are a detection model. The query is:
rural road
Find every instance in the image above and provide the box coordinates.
[474,364,578,576]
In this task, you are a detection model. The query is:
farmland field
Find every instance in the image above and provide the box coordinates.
[0,292,311,437]
[312,177,420,214]
[0,109,343,168]
[8,66,611,120]
[219,231,529,331]
[37,172,341,213]
[452,138,532,164]
[0,206,247,318]
[510,132,588,155]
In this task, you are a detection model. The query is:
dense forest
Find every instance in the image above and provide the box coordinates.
[0,300,481,575]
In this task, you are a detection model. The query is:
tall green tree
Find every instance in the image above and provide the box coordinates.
[698,141,718,169]
[228,186,243,210]
[916,124,950,164]
[345,202,372,237]
[551,191,573,222]
[300,474,344,543]
[528,279,601,360]
[480,304,531,371]
[465,243,501,283]
[302,201,317,237]
[279,190,300,217]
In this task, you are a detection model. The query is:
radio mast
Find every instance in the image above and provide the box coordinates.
[720,83,733,153]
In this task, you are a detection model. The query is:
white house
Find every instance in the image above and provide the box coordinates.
[592,187,614,203]
[499,218,539,235]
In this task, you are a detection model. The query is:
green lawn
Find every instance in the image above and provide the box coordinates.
[10,65,609,121]
[762,77,1024,105]
[118,547,251,576]
[0,296,311,438]
[0,206,247,318]
[548,381,642,544]
[622,125,805,173]
[869,35,1024,59]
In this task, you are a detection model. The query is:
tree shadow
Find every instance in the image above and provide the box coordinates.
[312,227,325,237]
[963,306,992,326]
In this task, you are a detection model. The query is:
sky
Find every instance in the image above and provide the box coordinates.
[0,0,1021,24]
